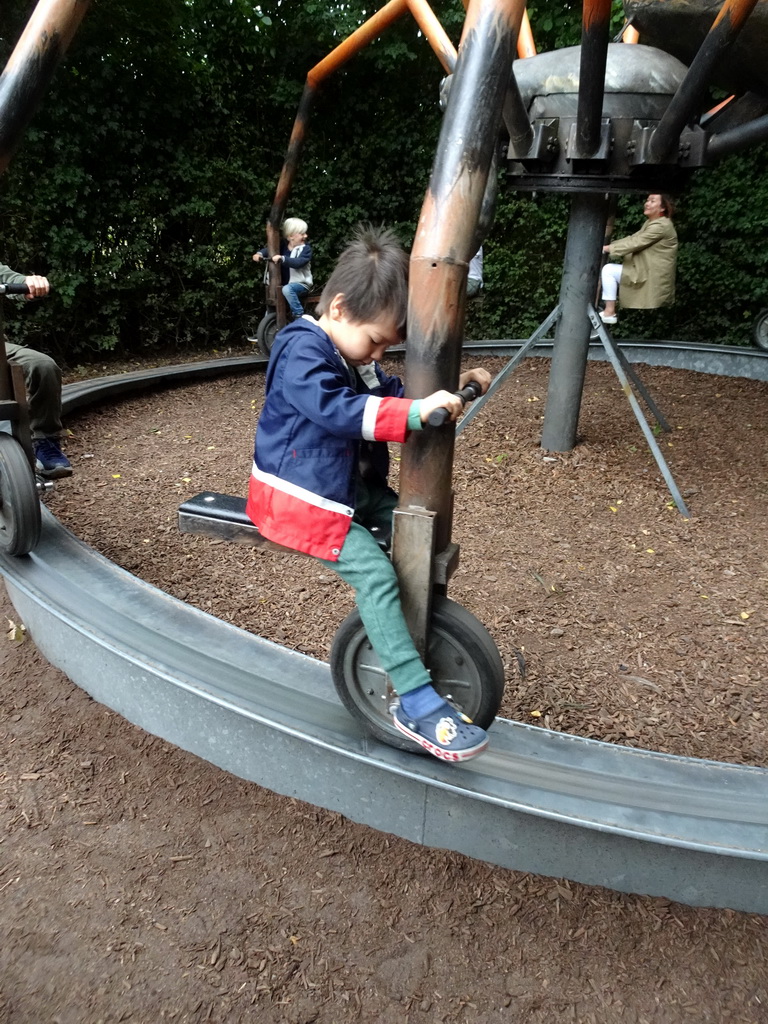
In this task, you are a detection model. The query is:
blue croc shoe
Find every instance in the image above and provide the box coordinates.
[393,703,489,763]
[33,438,73,479]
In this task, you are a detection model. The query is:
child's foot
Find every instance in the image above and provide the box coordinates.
[393,700,489,763]
[599,311,618,325]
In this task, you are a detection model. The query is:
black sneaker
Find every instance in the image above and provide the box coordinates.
[33,438,73,479]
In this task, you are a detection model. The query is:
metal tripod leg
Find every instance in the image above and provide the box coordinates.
[590,313,671,431]
[587,305,690,517]
[456,304,562,437]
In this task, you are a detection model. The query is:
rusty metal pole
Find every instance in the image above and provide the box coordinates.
[708,110,768,159]
[648,0,760,163]
[394,0,524,645]
[264,0,415,327]
[265,82,318,327]
[0,0,90,173]
[0,0,90,472]
[574,0,613,157]
[517,9,536,59]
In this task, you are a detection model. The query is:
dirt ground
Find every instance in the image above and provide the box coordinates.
[2,351,768,1022]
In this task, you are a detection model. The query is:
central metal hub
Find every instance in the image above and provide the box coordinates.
[506,43,704,191]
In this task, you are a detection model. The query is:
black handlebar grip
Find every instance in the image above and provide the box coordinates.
[0,283,30,295]
[427,380,483,427]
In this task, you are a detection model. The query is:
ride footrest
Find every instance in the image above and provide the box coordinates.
[178,492,276,548]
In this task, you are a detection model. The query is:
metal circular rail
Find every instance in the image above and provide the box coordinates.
[1,343,767,914]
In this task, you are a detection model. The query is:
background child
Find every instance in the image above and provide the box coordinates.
[246,225,491,762]
[253,217,313,318]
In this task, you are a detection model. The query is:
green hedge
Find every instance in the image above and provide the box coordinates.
[2,0,767,360]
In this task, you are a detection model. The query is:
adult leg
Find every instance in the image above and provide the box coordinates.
[282,283,309,318]
[5,343,71,477]
[5,343,63,439]
[600,264,622,320]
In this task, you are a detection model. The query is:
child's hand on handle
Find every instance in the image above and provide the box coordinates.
[423,383,482,427]
[458,367,491,395]
[420,369,491,427]
[420,390,464,425]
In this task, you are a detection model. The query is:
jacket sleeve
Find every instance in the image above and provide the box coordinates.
[283,243,312,268]
[282,335,411,443]
[608,220,669,259]
[0,263,26,286]
[373,362,404,398]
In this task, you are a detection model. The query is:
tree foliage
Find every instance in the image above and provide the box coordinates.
[1,0,767,360]
[0,0,457,358]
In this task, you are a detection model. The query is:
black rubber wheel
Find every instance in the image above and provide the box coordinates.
[752,308,768,351]
[330,594,505,751]
[0,433,41,556]
[255,311,278,356]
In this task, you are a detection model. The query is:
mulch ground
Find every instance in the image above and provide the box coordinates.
[2,350,767,1022]
[52,353,768,765]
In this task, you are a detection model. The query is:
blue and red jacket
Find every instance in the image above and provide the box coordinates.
[246,317,413,561]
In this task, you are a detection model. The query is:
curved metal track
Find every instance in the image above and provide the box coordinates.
[482,337,768,382]
[1,344,767,914]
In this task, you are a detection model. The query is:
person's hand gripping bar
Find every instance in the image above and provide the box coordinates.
[0,276,50,299]
[426,380,483,427]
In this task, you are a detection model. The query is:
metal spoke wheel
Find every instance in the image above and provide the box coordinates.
[330,594,505,752]
[0,433,41,556]
[255,310,278,356]
[752,309,768,352]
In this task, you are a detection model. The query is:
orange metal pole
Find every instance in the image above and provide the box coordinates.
[406,0,458,74]
[517,9,536,58]
[575,0,612,157]
[271,0,455,324]
[711,0,758,31]
[649,0,760,161]
[581,0,612,32]
[402,0,527,539]
[706,94,736,117]
[307,0,410,86]
[0,0,91,174]
[2,0,88,76]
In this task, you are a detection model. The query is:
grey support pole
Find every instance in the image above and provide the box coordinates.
[540,192,610,452]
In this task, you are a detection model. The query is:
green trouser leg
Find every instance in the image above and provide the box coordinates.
[5,343,63,439]
[319,482,432,696]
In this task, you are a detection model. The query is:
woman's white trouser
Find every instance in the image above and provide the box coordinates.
[600,263,622,301]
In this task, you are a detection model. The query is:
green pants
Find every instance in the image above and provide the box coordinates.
[319,480,431,696]
[5,343,63,439]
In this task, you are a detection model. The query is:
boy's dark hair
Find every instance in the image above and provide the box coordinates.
[317,224,409,337]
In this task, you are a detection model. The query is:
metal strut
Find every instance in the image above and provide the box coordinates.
[456,304,562,436]
[456,302,689,517]
[587,304,690,517]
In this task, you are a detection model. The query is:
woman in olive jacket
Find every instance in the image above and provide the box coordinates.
[599,194,677,324]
